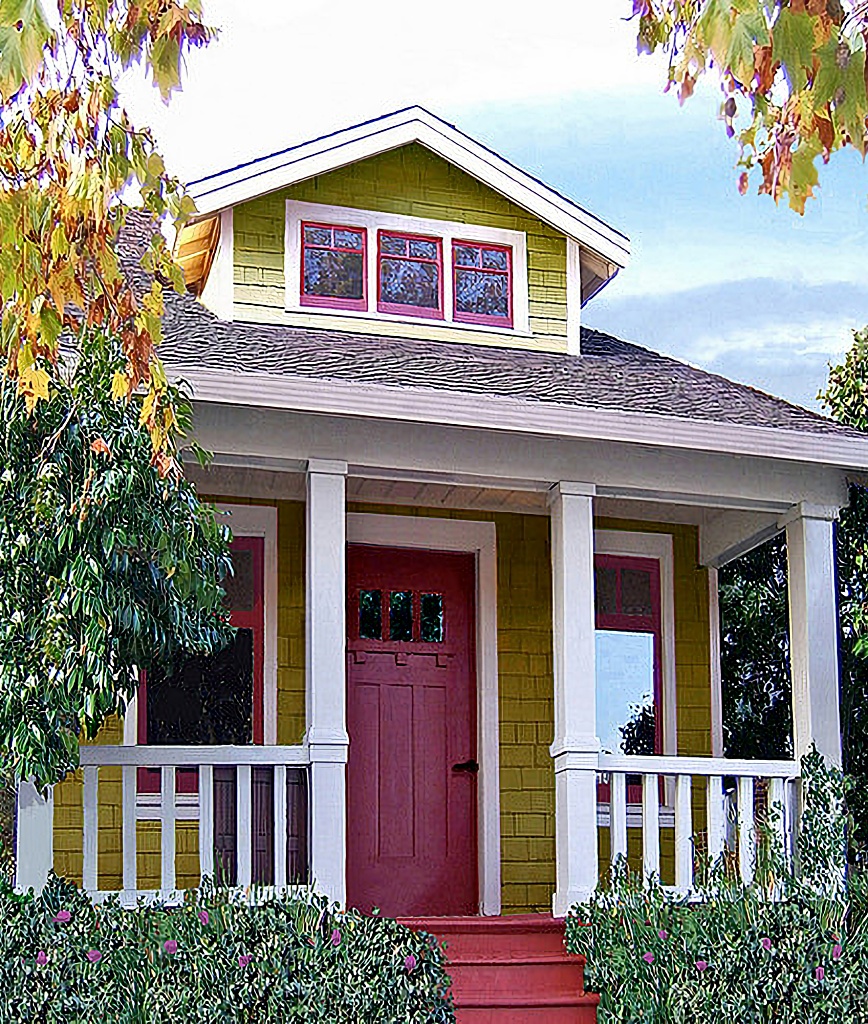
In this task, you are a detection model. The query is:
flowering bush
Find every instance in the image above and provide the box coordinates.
[0,876,454,1023]
[568,750,868,1023]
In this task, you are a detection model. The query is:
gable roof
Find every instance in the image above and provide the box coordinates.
[184,106,630,273]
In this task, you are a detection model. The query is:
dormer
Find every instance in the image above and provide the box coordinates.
[174,107,630,355]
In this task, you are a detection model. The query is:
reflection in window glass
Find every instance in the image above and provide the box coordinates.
[621,569,653,616]
[420,593,444,642]
[390,591,413,642]
[595,630,655,755]
[359,590,382,640]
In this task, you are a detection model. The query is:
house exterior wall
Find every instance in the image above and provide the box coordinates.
[51,502,711,909]
[232,143,570,352]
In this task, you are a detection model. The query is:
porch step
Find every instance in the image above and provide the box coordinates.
[399,914,599,1023]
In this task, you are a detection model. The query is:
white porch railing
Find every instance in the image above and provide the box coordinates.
[597,754,799,890]
[18,745,310,899]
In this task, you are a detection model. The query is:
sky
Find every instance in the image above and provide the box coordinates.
[123,0,868,412]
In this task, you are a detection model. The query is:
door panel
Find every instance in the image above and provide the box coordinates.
[347,544,477,917]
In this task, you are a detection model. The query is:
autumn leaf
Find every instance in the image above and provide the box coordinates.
[0,0,52,101]
[90,436,112,457]
[18,365,49,411]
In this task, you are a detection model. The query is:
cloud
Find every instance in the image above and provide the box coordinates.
[586,278,868,410]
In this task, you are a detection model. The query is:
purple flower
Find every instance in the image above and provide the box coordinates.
[36,950,48,966]
[816,966,826,982]
[695,960,708,972]
[198,910,209,926]
[331,929,341,947]
[833,944,843,961]
[238,954,253,968]
[163,940,177,955]
[404,954,417,972]
[658,930,668,940]
[53,910,71,924]
[86,950,102,963]
[761,937,772,952]
[642,952,654,964]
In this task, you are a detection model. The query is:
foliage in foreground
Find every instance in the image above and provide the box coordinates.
[0,335,232,789]
[0,876,454,1023]
[569,749,868,1023]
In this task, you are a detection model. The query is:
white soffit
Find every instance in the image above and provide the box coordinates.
[187,106,630,271]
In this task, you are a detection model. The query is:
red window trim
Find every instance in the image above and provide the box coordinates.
[376,229,444,320]
[300,220,367,312]
[452,239,513,329]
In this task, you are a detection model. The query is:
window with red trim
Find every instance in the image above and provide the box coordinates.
[300,222,367,310]
[452,241,513,327]
[377,231,443,319]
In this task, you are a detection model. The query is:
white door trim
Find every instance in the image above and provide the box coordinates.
[346,512,501,916]
[594,529,677,758]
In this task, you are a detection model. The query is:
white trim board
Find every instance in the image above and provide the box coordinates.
[594,529,678,760]
[284,199,530,335]
[170,366,868,472]
[346,512,501,917]
[188,106,630,271]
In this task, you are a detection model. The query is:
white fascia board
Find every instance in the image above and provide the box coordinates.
[168,365,868,471]
[187,107,630,270]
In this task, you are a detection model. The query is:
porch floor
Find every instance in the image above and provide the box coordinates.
[399,914,599,1023]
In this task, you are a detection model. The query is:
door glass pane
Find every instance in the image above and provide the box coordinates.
[595,630,655,755]
[420,593,444,642]
[594,566,618,616]
[222,548,255,612]
[389,591,414,641]
[621,568,653,616]
[359,590,382,639]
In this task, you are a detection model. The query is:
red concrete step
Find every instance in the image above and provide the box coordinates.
[400,914,599,1024]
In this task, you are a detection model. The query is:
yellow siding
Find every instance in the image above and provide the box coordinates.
[233,143,570,352]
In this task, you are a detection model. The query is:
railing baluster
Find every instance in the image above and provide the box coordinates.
[160,766,176,894]
[199,764,214,882]
[767,776,787,863]
[610,772,627,863]
[738,775,755,885]
[122,765,136,896]
[706,775,726,863]
[237,764,253,888]
[674,773,693,891]
[82,766,99,893]
[642,773,660,881]
[274,764,288,889]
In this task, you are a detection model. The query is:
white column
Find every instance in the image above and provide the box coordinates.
[782,503,842,765]
[305,459,349,906]
[548,481,599,917]
[15,782,54,893]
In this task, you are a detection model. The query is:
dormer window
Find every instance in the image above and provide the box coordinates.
[285,200,529,333]
[300,221,367,310]
[378,231,443,319]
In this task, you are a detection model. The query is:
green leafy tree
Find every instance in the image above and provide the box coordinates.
[632,1,868,212]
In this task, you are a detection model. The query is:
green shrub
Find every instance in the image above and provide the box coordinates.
[0,876,454,1023]
[567,750,868,1023]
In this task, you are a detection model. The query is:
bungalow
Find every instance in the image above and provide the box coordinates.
[15,108,865,1021]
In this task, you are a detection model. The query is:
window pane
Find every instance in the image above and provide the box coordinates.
[454,244,480,267]
[409,238,438,260]
[595,630,655,756]
[380,259,440,309]
[304,249,364,299]
[304,226,332,245]
[482,248,508,270]
[454,269,509,318]
[222,548,254,612]
[420,593,444,642]
[380,233,407,256]
[333,228,363,250]
[594,566,617,616]
[359,590,382,640]
[621,569,653,616]
[390,591,413,641]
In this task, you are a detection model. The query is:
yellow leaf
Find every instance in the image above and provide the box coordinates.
[111,370,128,401]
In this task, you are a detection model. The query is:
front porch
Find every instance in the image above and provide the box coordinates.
[16,457,840,918]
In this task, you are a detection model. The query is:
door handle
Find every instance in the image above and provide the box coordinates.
[452,759,479,774]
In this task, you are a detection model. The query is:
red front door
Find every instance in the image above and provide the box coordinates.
[346,545,478,917]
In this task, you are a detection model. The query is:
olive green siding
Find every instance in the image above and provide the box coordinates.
[232,143,570,351]
[52,503,712,911]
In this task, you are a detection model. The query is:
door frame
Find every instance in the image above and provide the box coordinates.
[347,512,501,916]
